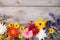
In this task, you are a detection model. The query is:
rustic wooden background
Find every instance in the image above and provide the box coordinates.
[0,0,60,23]
[0,7,60,24]
[0,0,60,40]
[0,0,60,6]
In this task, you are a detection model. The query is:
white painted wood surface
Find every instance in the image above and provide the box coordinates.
[0,0,60,6]
[0,7,60,24]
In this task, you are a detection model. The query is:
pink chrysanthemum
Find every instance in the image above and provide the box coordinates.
[22,28,33,38]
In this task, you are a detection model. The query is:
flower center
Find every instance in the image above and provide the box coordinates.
[26,32,29,34]
[39,23,41,25]
[16,25,17,26]
[32,29,35,31]
[11,30,15,34]
[21,28,23,30]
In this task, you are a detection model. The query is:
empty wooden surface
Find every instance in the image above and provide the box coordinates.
[0,7,60,24]
[0,0,60,7]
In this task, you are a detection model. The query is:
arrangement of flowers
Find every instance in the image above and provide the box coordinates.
[0,13,60,40]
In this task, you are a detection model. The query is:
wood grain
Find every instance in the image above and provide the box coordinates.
[0,7,60,24]
[0,0,60,6]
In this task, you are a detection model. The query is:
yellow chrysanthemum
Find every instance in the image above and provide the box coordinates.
[49,28,55,34]
[14,22,20,28]
[0,34,4,39]
[18,34,23,38]
[19,26,25,32]
[7,36,11,40]
[5,23,14,29]
[35,19,46,29]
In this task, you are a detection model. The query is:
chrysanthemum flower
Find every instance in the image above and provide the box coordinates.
[36,29,46,40]
[8,27,19,38]
[18,34,23,38]
[5,23,14,29]
[35,19,46,29]
[19,26,25,32]
[22,28,33,38]
[0,23,7,34]
[14,22,20,28]
[49,28,55,34]
[28,24,39,36]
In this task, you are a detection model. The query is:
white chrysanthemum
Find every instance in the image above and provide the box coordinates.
[0,23,7,34]
[36,29,46,40]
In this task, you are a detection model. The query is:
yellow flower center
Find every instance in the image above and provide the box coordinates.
[14,22,20,28]
[49,28,55,34]
[20,26,25,32]
[35,19,46,29]
[18,34,23,38]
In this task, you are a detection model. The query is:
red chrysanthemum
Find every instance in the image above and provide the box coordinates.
[8,27,19,38]
[28,24,39,36]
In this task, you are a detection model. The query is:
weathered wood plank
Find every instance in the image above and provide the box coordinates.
[0,0,60,6]
[0,7,60,24]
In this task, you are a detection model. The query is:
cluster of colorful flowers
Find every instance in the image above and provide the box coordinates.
[0,13,60,40]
